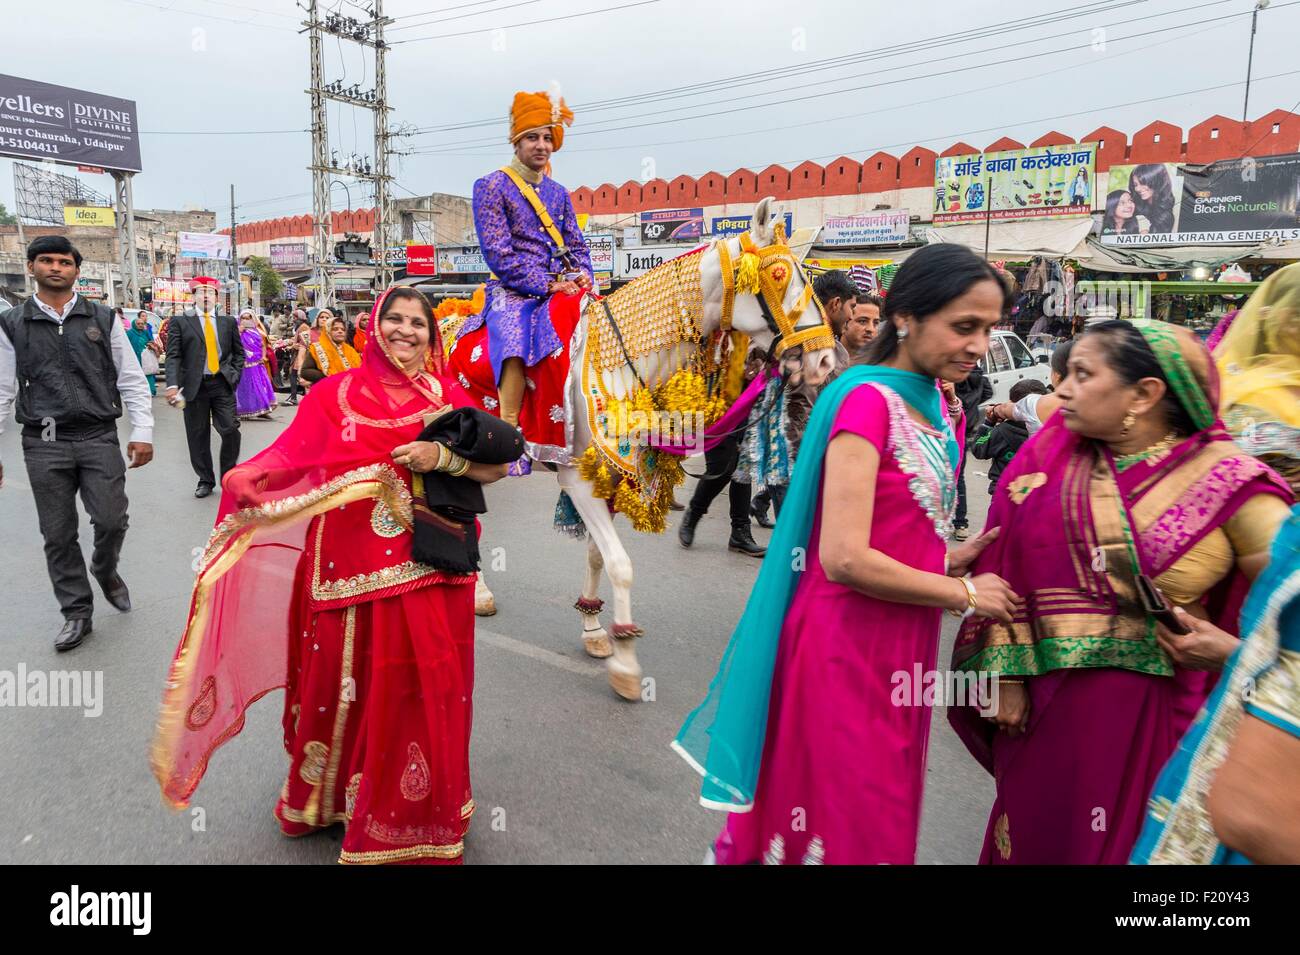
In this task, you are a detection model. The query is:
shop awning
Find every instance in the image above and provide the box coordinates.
[1068,239,1268,273]
[924,217,1094,259]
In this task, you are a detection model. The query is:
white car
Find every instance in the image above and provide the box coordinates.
[980,330,1053,403]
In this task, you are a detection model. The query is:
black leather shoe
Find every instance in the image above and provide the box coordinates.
[195,483,214,499]
[728,523,767,558]
[55,618,92,652]
[95,573,131,612]
[678,510,702,548]
[750,500,775,529]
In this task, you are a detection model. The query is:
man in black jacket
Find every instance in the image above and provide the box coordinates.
[165,276,243,497]
[0,237,155,651]
[951,362,992,540]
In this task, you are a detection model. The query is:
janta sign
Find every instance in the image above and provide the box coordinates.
[934,144,1096,225]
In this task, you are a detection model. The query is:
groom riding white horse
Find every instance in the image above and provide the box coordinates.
[453,84,836,699]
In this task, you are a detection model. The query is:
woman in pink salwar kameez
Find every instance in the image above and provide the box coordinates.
[675,245,1020,865]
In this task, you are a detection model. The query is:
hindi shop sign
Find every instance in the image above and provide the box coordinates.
[640,207,704,243]
[819,210,910,246]
[269,242,309,271]
[586,233,616,276]
[0,74,142,173]
[436,246,489,274]
[710,213,793,237]
[178,231,232,260]
[616,245,699,280]
[1101,152,1300,247]
[934,144,1096,225]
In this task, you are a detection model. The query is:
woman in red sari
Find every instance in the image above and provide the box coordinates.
[152,287,507,864]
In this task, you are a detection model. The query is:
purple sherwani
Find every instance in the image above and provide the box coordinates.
[466,169,592,384]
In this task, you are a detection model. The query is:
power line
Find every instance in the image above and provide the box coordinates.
[390,0,664,43]
[113,0,298,29]
[406,3,1298,153]
[526,18,1226,158]
[725,69,1300,181]
[405,0,1154,133]
[388,0,548,32]
[140,128,307,135]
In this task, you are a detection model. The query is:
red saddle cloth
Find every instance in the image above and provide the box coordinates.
[445,292,584,452]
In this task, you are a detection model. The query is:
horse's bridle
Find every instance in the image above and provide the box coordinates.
[714,226,835,360]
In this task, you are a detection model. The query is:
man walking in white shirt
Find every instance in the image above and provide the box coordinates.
[0,236,155,651]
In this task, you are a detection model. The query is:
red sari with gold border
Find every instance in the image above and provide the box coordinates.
[152,294,479,864]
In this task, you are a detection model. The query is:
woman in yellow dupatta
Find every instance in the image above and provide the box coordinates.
[301,314,361,385]
[1216,263,1300,499]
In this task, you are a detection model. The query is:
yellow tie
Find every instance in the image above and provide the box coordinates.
[202,313,220,374]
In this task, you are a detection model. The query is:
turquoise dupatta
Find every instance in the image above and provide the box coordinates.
[672,364,958,810]
[1131,504,1300,864]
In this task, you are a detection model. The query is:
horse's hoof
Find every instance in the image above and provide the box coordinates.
[608,666,642,702]
[583,628,613,659]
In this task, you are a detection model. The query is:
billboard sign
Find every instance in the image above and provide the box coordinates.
[586,233,616,277]
[819,210,910,246]
[616,245,699,280]
[436,246,489,274]
[640,207,704,243]
[1101,153,1300,246]
[179,231,231,259]
[269,242,309,271]
[63,204,115,227]
[0,74,142,173]
[934,144,1096,224]
[406,244,437,276]
[710,212,793,237]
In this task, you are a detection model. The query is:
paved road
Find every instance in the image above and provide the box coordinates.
[0,400,994,864]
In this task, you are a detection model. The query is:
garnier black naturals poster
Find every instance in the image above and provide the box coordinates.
[1100,152,1300,246]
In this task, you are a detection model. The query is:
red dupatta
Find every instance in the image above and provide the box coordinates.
[151,289,463,808]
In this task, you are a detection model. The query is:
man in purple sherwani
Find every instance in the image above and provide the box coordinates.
[468,85,592,430]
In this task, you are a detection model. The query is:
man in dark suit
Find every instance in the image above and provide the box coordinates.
[165,276,243,498]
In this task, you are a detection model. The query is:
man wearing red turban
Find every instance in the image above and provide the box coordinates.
[460,84,592,437]
[164,276,244,497]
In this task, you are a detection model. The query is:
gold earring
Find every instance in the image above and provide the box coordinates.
[1121,409,1137,436]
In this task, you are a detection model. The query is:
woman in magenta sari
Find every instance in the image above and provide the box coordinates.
[950,319,1292,864]
[675,245,1021,864]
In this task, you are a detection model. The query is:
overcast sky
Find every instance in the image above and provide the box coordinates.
[3,0,1297,237]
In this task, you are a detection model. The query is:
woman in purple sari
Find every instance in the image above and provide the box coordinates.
[234,309,277,419]
[950,319,1292,864]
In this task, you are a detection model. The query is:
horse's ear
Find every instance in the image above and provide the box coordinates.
[751,196,775,245]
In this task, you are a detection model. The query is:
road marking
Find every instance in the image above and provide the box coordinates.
[475,626,603,678]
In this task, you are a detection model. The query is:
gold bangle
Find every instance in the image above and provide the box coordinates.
[431,442,446,472]
[960,575,978,615]
[999,678,1024,685]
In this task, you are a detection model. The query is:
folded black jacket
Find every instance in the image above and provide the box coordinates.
[411,406,524,574]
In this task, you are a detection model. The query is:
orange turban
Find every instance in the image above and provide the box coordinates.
[509,85,574,151]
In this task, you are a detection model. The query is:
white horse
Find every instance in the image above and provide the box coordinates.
[480,197,835,700]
